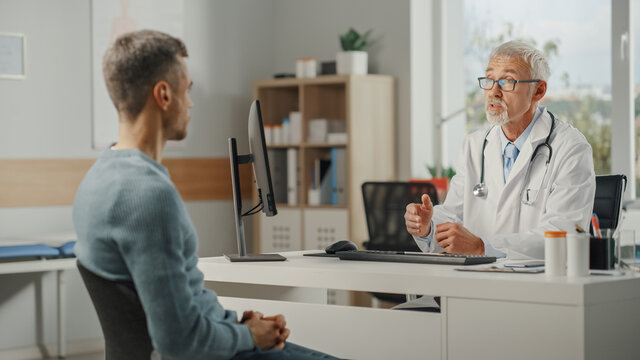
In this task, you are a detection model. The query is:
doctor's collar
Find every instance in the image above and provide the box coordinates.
[499,106,543,153]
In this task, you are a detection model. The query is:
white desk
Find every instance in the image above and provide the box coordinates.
[0,258,77,358]
[199,251,640,360]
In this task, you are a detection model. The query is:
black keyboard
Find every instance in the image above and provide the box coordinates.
[336,250,496,265]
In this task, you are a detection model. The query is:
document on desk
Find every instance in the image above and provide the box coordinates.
[455,265,544,274]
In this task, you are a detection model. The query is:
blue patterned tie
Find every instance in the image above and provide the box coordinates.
[503,142,519,183]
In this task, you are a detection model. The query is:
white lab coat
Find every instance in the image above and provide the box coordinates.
[418,108,595,259]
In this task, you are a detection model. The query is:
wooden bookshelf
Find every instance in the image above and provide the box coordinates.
[252,75,395,256]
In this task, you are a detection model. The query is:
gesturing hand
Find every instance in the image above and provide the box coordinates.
[405,194,434,237]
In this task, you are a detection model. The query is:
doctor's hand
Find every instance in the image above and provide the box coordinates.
[405,194,434,237]
[241,311,290,350]
[435,222,485,255]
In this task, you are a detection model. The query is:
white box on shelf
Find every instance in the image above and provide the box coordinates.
[308,118,328,143]
[282,118,290,144]
[289,111,302,143]
[308,188,320,205]
[327,132,347,143]
[272,124,283,145]
[296,58,317,78]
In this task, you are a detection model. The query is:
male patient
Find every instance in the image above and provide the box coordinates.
[73,30,337,360]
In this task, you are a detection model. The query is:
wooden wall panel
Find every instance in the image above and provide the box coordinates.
[0,158,252,207]
[163,158,253,202]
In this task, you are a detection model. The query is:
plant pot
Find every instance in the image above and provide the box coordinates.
[409,177,450,202]
[336,51,368,75]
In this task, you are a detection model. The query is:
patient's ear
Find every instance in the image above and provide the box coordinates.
[152,81,172,111]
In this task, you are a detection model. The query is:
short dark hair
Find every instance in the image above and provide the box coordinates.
[103,30,188,119]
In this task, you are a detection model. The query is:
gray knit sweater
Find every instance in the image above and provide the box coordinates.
[73,148,253,359]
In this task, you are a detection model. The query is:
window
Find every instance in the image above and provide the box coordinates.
[462,0,612,175]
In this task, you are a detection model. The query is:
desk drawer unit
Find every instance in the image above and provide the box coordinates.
[447,298,581,360]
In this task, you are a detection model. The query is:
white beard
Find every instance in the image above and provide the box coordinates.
[485,98,509,126]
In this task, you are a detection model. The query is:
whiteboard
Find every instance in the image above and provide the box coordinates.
[91,0,184,149]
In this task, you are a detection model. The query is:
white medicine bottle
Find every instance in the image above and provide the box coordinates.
[545,231,567,276]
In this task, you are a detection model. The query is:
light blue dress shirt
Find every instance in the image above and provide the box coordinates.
[416,107,544,258]
[499,107,541,183]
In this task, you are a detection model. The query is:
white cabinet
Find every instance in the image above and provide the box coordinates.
[303,208,348,250]
[259,209,302,253]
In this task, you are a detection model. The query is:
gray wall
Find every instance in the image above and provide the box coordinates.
[0,0,275,352]
[272,0,412,179]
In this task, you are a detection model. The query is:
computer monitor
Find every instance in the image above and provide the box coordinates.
[225,100,285,262]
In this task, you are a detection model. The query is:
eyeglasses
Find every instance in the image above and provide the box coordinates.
[478,77,540,92]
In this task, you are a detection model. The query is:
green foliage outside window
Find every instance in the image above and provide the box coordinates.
[550,97,611,175]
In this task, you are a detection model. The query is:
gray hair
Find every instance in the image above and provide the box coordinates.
[103,30,188,119]
[489,40,550,81]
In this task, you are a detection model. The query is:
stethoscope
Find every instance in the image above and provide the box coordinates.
[472,111,556,205]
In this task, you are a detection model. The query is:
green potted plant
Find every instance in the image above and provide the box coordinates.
[336,27,374,75]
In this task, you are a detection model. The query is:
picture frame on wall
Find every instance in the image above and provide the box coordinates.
[0,33,26,80]
[91,0,184,149]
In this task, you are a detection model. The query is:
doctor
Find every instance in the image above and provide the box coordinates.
[405,40,595,259]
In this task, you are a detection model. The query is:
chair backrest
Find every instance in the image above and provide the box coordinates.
[77,261,154,360]
[361,181,439,251]
[592,174,627,232]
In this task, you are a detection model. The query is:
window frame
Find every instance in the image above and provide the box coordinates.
[611,0,635,199]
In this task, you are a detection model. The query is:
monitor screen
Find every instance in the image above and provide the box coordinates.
[248,100,277,216]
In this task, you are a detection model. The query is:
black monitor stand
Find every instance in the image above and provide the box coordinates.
[225,138,286,262]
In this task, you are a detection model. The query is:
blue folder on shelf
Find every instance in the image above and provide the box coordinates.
[0,241,76,260]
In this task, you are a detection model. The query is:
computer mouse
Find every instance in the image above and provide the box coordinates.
[325,240,358,254]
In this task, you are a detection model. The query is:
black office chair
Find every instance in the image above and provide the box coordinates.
[590,175,627,269]
[592,174,627,232]
[77,261,155,360]
[361,181,439,304]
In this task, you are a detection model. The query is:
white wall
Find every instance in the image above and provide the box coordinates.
[0,0,275,353]
[271,0,413,179]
